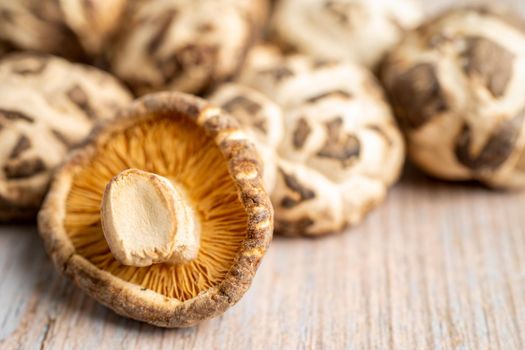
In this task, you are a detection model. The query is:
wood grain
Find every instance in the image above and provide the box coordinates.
[1,1,525,349]
[2,166,525,350]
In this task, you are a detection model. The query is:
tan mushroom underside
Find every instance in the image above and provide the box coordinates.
[64,116,248,301]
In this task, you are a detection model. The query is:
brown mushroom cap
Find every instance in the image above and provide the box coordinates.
[381,7,525,189]
[38,92,273,327]
[0,53,132,221]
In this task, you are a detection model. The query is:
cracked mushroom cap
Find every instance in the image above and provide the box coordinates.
[211,50,404,236]
[0,53,132,221]
[108,0,268,96]
[381,7,525,189]
[270,0,423,68]
[38,92,273,327]
[0,0,128,58]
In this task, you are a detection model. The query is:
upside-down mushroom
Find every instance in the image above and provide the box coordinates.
[381,7,525,189]
[0,53,132,221]
[38,92,273,327]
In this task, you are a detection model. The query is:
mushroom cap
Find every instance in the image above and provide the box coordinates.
[270,0,423,68]
[58,0,128,55]
[381,6,525,189]
[0,0,128,58]
[0,53,132,221]
[38,92,273,327]
[108,0,268,96]
[211,48,404,236]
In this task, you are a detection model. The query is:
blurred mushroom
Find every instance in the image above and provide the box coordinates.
[270,0,423,68]
[0,41,12,58]
[381,7,525,189]
[0,0,128,59]
[59,0,128,56]
[108,0,268,95]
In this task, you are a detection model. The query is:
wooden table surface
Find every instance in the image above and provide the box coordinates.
[2,1,525,349]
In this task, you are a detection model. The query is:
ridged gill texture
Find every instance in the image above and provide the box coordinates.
[64,115,248,301]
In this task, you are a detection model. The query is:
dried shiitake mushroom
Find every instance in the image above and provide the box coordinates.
[270,0,423,68]
[0,53,132,221]
[38,92,273,327]
[0,0,128,58]
[210,48,404,236]
[108,0,268,96]
[381,7,525,189]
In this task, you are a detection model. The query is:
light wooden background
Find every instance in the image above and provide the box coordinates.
[2,1,525,349]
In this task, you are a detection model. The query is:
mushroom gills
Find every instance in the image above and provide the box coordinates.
[64,116,248,301]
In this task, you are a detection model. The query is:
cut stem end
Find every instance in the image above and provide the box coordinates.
[100,168,200,267]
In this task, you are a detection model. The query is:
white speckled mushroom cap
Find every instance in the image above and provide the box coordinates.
[0,53,132,221]
[381,7,525,189]
[0,0,128,58]
[109,0,268,95]
[211,48,405,236]
[271,0,423,68]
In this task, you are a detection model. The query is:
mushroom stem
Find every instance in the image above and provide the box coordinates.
[100,168,200,267]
